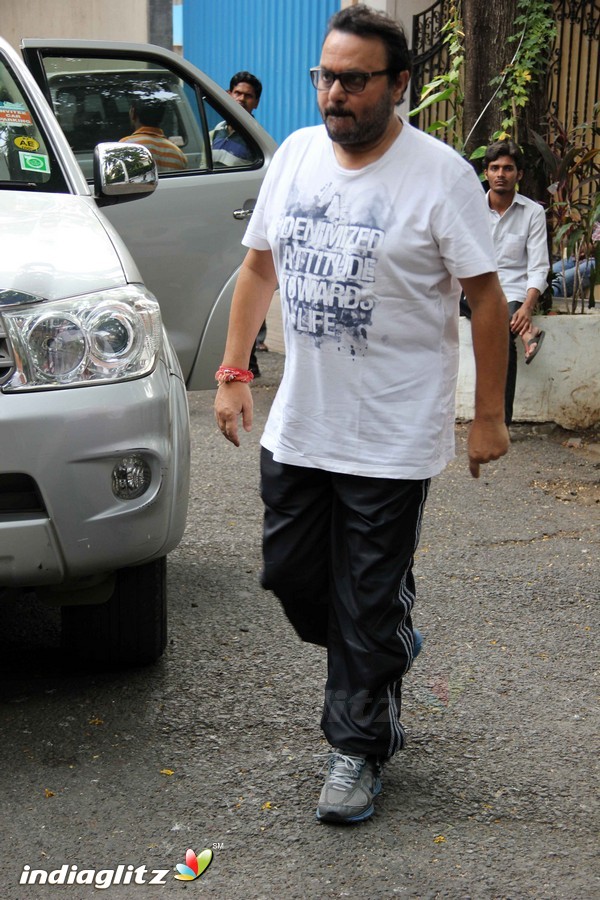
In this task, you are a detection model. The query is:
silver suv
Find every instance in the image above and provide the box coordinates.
[0,38,275,666]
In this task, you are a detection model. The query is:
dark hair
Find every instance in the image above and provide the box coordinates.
[229,71,263,102]
[131,99,166,128]
[326,3,412,77]
[484,139,525,171]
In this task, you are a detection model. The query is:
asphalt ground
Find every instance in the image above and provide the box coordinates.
[0,346,598,899]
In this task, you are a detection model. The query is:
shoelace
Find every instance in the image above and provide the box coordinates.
[326,752,366,790]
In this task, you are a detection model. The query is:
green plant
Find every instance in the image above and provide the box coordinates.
[410,0,556,156]
[531,109,600,313]
[490,0,556,143]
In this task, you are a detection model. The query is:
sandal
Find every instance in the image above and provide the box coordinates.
[525,330,545,364]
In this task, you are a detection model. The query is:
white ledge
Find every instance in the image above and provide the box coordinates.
[456,311,600,430]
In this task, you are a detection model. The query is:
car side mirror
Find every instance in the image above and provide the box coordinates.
[93,142,158,206]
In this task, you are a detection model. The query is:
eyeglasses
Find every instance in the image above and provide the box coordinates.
[309,67,392,94]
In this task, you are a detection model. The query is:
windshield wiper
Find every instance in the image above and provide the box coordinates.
[0,182,41,190]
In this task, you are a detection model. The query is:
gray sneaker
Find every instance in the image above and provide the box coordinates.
[316,749,382,823]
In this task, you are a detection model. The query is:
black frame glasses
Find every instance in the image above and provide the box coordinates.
[309,67,393,94]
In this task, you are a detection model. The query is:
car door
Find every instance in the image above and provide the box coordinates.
[21,39,277,389]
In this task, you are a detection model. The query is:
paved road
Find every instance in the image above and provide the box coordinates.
[0,349,598,898]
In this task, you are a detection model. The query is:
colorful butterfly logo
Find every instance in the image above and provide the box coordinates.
[174,848,213,881]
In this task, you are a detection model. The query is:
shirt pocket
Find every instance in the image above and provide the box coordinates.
[502,233,526,263]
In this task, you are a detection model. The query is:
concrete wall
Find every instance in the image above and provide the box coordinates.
[0,0,149,51]
[148,0,173,49]
[456,313,600,430]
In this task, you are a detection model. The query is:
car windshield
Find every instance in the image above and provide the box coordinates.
[0,56,67,191]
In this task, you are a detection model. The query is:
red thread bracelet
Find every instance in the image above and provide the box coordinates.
[215,365,254,385]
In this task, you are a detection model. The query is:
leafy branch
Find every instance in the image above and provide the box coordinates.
[491,0,556,142]
[410,0,556,152]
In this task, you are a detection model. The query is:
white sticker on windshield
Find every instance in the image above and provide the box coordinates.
[19,151,50,174]
[0,105,33,125]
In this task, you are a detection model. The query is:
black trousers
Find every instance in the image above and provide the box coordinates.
[260,448,430,759]
[505,300,521,425]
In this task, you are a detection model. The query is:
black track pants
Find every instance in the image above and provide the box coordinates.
[260,448,430,759]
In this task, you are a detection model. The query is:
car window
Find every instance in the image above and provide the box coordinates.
[40,57,201,179]
[204,97,263,169]
[0,57,67,192]
[36,55,262,179]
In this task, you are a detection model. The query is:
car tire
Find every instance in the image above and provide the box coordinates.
[61,557,167,667]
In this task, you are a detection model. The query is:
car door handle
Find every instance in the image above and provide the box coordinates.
[233,201,255,221]
[233,208,254,220]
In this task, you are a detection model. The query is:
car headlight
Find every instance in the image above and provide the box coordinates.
[1,285,162,391]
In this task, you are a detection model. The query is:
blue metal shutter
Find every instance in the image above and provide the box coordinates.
[182,0,339,144]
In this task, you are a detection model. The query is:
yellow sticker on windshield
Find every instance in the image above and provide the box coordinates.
[14,136,40,152]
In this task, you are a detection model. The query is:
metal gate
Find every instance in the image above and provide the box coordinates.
[410,0,452,136]
[410,0,599,140]
[548,0,600,134]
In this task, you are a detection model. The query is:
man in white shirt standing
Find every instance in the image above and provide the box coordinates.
[215,4,509,825]
[483,141,550,425]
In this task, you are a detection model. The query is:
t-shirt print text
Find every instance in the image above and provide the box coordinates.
[278,191,384,354]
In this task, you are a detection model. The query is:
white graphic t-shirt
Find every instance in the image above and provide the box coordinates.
[244,120,497,479]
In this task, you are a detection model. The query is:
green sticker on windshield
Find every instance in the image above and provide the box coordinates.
[19,151,50,174]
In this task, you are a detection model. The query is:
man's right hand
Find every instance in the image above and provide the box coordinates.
[467,417,510,478]
[214,382,254,446]
[509,304,533,336]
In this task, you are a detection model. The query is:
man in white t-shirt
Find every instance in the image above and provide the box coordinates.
[214,3,509,825]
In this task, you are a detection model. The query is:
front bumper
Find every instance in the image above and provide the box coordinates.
[0,358,189,588]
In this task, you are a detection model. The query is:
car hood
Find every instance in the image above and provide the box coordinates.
[0,192,127,301]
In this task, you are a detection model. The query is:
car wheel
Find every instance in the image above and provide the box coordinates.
[61,557,167,667]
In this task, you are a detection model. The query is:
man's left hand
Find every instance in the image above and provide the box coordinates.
[468,418,510,478]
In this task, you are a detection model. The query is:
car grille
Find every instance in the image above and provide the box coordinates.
[0,318,15,386]
[0,473,46,514]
